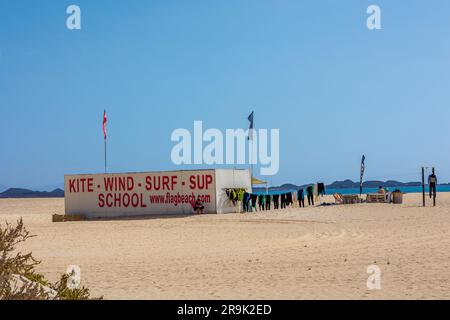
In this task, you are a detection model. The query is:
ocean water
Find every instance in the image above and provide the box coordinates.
[254,185,450,195]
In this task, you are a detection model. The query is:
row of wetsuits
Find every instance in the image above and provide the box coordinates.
[242,183,326,212]
[242,192,295,212]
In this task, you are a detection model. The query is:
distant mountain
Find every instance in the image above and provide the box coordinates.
[254,179,438,192]
[327,179,423,189]
[34,183,64,192]
[0,188,64,198]
[0,184,9,193]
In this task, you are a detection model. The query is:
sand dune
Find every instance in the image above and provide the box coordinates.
[1,193,450,299]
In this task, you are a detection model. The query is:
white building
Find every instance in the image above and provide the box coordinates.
[64,169,251,219]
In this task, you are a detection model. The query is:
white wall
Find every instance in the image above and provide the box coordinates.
[64,170,217,218]
[214,169,252,214]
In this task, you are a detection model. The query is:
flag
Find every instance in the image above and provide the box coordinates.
[247,111,254,140]
[360,155,366,195]
[102,110,107,140]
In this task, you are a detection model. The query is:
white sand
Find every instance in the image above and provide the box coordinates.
[1,193,450,299]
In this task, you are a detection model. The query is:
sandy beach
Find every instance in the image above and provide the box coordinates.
[1,193,450,300]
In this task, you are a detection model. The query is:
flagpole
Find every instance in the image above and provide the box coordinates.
[103,109,107,174]
[104,138,107,173]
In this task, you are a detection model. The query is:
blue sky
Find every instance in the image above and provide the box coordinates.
[1,0,449,189]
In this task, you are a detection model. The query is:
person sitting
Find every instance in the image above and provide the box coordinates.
[377,186,386,194]
[194,199,204,214]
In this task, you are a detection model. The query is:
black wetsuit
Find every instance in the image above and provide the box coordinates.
[243,192,250,212]
[318,183,326,196]
[286,192,293,207]
[298,189,305,208]
[280,193,286,209]
[306,186,314,206]
[258,195,264,211]
[265,195,271,210]
[251,194,258,212]
[273,194,280,209]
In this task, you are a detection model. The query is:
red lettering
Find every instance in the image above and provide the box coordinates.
[205,175,213,189]
[140,193,147,207]
[189,175,196,189]
[80,178,86,192]
[154,176,161,190]
[69,178,96,193]
[131,194,139,207]
[123,193,130,207]
[118,177,126,191]
[104,178,114,191]
[162,176,170,190]
[98,194,105,207]
[190,175,213,190]
[145,176,152,190]
[127,177,134,191]
[87,178,94,192]
[69,179,76,193]
[106,193,113,207]
[171,176,177,190]
[114,193,121,207]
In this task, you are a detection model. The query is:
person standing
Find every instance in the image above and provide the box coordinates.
[428,168,437,200]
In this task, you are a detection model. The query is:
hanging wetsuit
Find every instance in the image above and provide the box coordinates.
[227,189,237,205]
[298,189,305,208]
[273,194,280,209]
[243,192,250,212]
[318,183,326,196]
[251,194,258,212]
[280,193,286,209]
[306,186,314,206]
[258,194,265,211]
[233,190,238,205]
[286,192,293,206]
[265,194,271,210]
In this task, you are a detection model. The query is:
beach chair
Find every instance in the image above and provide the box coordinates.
[333,193,344,204]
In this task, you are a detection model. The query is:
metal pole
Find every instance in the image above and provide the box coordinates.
[433,167,436,207]
[104,138,107,173]
[249,131,253,183]
[421,167,425,207]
